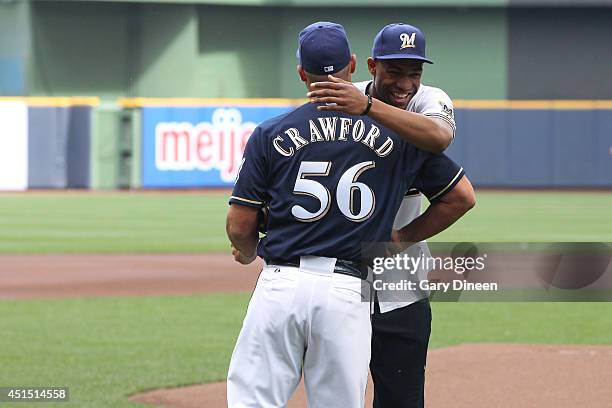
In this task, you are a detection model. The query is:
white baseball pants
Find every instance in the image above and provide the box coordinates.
[227,256,372,408]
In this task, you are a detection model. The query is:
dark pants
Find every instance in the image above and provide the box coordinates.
[370,298,432,408]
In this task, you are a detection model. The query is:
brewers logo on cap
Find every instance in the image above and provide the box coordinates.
[372,23,433,64]
[400,33,416,49]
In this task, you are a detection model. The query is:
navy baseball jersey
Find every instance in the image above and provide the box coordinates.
[230,102,463,262]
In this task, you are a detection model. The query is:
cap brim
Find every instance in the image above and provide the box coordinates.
[375,54,433,64]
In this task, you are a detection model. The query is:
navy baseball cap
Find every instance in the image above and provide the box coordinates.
[372,23,433,64]
[297,22,351,75]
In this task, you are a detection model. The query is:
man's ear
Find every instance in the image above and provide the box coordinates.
[367,57,376,76]
[297,65,307,82]
[349,54,357,74]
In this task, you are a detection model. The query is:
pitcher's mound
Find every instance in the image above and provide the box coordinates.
[130,343,612,408]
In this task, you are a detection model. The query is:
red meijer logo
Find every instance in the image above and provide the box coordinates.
[155,109,256,182]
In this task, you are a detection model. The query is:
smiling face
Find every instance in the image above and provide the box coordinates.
[367,58,423,109]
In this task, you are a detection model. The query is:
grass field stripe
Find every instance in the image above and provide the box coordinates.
[1,191,611,254]
[429,168,464,201]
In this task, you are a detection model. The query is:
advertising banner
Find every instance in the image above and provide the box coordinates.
[141,105,294,188]
[0,101,28,191]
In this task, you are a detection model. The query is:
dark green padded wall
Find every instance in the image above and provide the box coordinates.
[278,7,508,99]
[27,2,508,99]
[29,1,130,97]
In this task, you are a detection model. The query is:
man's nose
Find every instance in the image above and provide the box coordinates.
[395,77,412,90]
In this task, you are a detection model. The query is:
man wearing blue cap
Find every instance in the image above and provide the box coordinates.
[226,21,473,408]
[308,23,475,408]
[308,22,455,154]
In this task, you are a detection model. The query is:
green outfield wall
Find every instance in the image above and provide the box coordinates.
[90,102,122,189]
[24,2,508,99]
[90,102,142,190]
[28,1,130,97]
[6,1,611,101]
[276,7,507,99]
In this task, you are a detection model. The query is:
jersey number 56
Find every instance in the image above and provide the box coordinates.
[291,161,376,223]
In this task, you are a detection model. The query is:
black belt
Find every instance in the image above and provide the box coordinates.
[264,257,366,280]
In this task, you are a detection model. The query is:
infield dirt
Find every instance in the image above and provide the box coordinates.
[130,344,612,408]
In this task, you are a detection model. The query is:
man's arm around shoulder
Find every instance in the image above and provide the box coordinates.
[307,76,453,153]
[368,98,453,153]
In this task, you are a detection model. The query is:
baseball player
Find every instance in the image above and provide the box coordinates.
[226,22,473,408]
[307,23,476,408]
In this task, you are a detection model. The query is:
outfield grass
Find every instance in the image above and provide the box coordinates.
[1,296,611,407]
[0,295,246,408]
[0,192,228,254]
[0,191,611,254]
[432,191,612,242]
